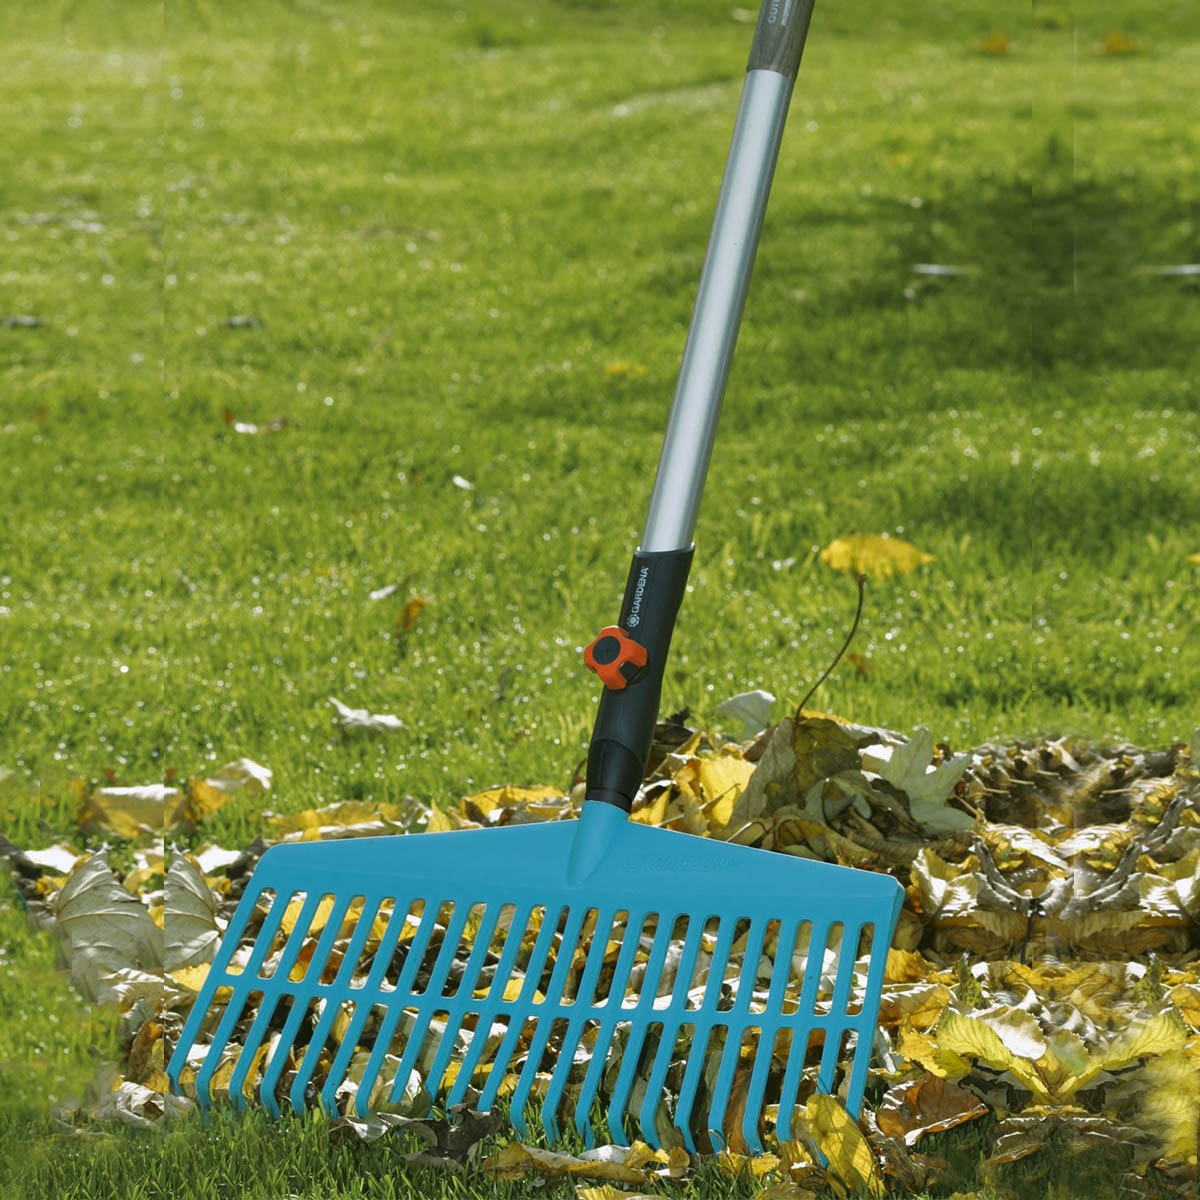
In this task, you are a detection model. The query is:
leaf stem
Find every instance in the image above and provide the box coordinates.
[795,572,867,719]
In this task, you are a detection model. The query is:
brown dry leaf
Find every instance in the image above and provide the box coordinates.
[819,533,933,580]
[877,1074,988,1146]
[729,713,887,828]
[126,1019,166,1090]
[909,849,1027,954]
[862,728,973,833]
[51,852,164,1000]
[163,853,221,970]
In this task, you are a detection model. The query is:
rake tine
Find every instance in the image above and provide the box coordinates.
[672,913,737,1152]
[636,917,705,1148]
[443,903,532,1110]
[226,995,279,1114]
[353,1004,406,1119]
[260,895,356,1116]
[420,904,504,1101]
[288,895,384,1114]
[539,907,615,1142]
[741,917,797,1154]
[816,923,859,1095]
[508,906,587,1138]
[476,905,564,1115]
[353,899,443,1117]
[320,896,414,1114]
[571,909,647,1147]
[607,912,675,1147]
[383,1006,437,1115]
[704,917,766,1150]
[673,913,739,1151]
[843,928,886,1116]
[194,891,320,1107]
[776,920,828,1143]
[636,1020,681,1150]
[169,887,268,1097]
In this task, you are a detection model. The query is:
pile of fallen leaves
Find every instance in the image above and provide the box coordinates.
[3,713,1200,1198]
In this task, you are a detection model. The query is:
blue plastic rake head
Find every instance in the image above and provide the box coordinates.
[168,801,903,1152]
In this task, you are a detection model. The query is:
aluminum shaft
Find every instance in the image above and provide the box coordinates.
[640,68,795,553]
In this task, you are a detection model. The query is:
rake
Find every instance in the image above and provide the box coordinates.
[168,0,904,1154]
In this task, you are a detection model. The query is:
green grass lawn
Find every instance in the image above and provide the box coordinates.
[1,0,1197,1196]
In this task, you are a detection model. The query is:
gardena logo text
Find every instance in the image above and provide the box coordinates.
[624,854,735,874]
[626,565,650,627]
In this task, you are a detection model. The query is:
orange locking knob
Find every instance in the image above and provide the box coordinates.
[584,626,648,690]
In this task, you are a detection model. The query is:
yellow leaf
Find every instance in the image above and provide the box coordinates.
[480,1143,646,1184]
[753,1184,819,1200]
[180,759,272,825]
[78,784,185,838]
[1102,1008,1187,1069]
[750,1151,781,1177]
[802,1094,883,1197]
[278,894,336,936]
[474,975,545,1004]
[896,1028,971,1080]
[714,1149,748,1178]
[141,1067,170,1094]
[1189,553,1200,565]
[122,861,166,896]
[629,787,671,827]
[1102,30,1139,55]
[183,779,238,823]
[577,1188,658,1200]
[267,799,413,836]
[426,804,461,832]
[976,31,1010,55]
[819,534,933,580]
[169,963,211,993]
[884,949,936,984]
[603,362,647,378]
[462,784,565,817]
[396,595,427,634]
[694,752,756,828]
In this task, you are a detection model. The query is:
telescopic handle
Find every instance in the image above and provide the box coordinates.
[747,0,817,79]
[638,0,815,555]
[583,0,816,815]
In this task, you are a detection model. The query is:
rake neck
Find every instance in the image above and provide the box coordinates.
[567,800,629,886]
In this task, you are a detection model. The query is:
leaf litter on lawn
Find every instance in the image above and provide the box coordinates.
[3,715,1200,1194]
